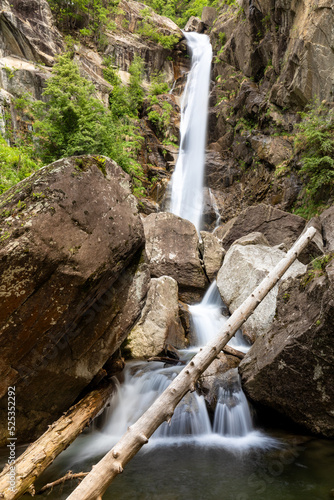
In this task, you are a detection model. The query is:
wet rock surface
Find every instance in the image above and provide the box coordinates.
[0,155,148,444]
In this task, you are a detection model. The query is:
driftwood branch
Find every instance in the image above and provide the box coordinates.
[37,472,88,494]
[222,345,245,359]
[66,227,316,500]
[0,381,116,500]
[147,356,186,365]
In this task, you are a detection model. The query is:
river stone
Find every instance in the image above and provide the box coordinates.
[0,155,147,444]
[215,204,306,252]
[200,230,225,281]
[184,16,205,33]
[320,206,334,252]
[143,212,208,302]
[239,257,334,437]
[127,276,185,358]
[217,233,307,343]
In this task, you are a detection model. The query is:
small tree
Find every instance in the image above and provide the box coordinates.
[34,54,116,162]
[33,54,145,195]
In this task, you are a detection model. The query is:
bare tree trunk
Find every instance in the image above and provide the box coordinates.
[0,381,115,500]
[67,227,316,500]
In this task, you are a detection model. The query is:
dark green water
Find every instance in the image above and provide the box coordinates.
[17,432,334,499]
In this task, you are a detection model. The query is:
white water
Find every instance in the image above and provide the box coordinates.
[189,281,250,353]
[169,32,212,232]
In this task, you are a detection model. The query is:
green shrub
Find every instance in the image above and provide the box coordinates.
[0,137,41,195]
[149,72,170,96]
[294,101,334,209]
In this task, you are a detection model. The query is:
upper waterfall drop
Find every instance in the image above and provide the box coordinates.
[169,32,212,232]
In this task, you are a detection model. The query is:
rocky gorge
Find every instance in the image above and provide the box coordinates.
[0,0,334,497]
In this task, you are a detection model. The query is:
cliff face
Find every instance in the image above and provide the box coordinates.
[206,0,334,223]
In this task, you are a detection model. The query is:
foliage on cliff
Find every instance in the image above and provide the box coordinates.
[294,102,334,217]
[0,138,41,195]
[138,0,219,27]
[1,53,148,196]
[47,0,120,44]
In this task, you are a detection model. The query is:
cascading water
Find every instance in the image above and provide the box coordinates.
[71,32,269,457]
[60,285,273,470]
[189,280,250,352]
[169,32,212,232]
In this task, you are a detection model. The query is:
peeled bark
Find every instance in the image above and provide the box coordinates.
[67,227,316,500]
[0,382,115,500]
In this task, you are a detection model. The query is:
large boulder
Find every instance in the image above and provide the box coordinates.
[127,276,185,358]
[214,204,306,251]
[217,232,306,343]
[143,212,208,302]
[0,155,149,444]
[239,255,334,437]
[184,16,205,33]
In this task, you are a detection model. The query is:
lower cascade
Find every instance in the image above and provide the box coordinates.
[65,283,275,467]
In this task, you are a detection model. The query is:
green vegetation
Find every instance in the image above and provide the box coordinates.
[300,253,334,289]
[149,72,170,96]
[48,0,120,44]
[136,0,220,28]
[1,53,149,197]
[294,101,334,217]
[137,9,180,49]
[0,137,41,195]
[147,98,174,141]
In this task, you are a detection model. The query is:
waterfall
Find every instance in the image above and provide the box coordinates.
[169,32,212,232]
[51,33,277,478]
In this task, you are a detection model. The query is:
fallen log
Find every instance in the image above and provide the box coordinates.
[222,345,245,359]
[67,226,316,500]
[0,380,116,500]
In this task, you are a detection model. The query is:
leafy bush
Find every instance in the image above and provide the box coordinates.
[135,0,217,28]
[136,19,179,49]
[0,137,41,195]
[149,72,170,96]
[294,101,334,209]
[147,101,173,138]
